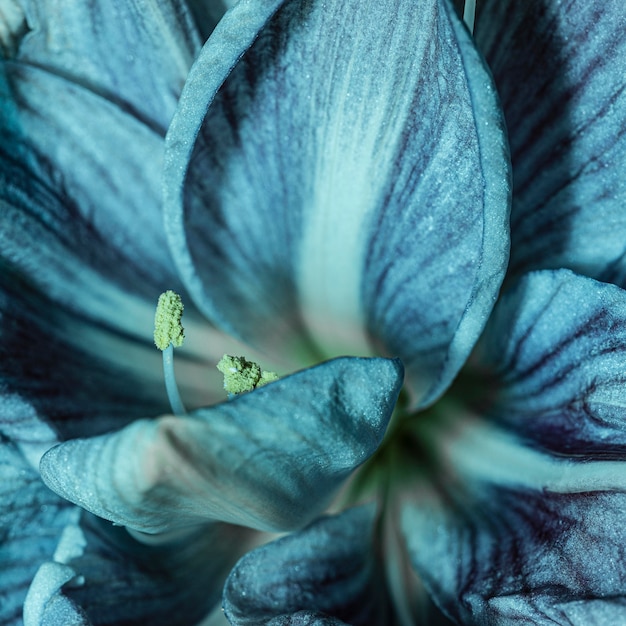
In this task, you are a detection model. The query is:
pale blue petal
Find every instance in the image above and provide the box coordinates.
[474,270,626,456]
[223,505,386,626]
[40,357,403,533]
[475,0,626,284]
[0,0,228,343]
[164,0,510,405]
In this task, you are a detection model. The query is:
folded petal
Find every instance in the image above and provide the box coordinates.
[223,505,386,626]
[265,614,349,626]
[10,0,204,129]
[60,514,257,626]
[1,1,230,348]
[401,404,626,624]
[474,269,626,456]
[164,0,510,405]
[401,267,626,624]
[0,269,174,447]
[475,0,626,284]
[0,438,78,625]
[40,357,403,533]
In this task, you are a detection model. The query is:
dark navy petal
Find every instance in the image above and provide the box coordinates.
[401,270,626,625]
[40,357,403,534]
[404,479,626,625]
[265,613,348,626]
[223,505,386,626]
[59,515,256,626]
[475,0,626,284]
[474,269,626,457]
[164,0,510,406]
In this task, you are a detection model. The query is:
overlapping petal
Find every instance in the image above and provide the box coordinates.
[40,357,403,534]
[475,0,626,284]
[57,515,256,626]
[0,439,76,625]
[0,1,242,446]
[223,505,384,626]
[164,0,510,406]
[474,270,626,456]
[401,270,626,623]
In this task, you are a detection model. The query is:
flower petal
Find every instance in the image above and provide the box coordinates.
[1,0,231,348]
[164,0,510,404]
[0,438,77,625]
[403,468,626,624]
[475,0,626,284]
[474,269,626,456]
[401,269,626,622]
[223,505,385,626]
[11,0,203,129]
[40,357,403,533]
[60,515,257,626]
[265,614,349,626]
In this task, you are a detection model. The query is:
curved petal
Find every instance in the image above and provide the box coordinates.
[1,0,230,348]
[0,269,174,447]
[60,515,257,626]
[164,0,510,405]
[223,505,386,626]
[2,428,255,626]
[0,438,77,625]
[11,0,203,130]
[475,0,626,284]
[473,269,626,456]
[265,614,349,626]
[40,357,403,533]
[400,268,626,626]
[401,405,626,624]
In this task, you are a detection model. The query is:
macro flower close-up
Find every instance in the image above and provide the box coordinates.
[2,0,626,624]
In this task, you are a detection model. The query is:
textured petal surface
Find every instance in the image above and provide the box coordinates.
[401,270,626,624]
[0,1,238,443]
[475,0,626,284]
[10,0,203,129]
[0,439,75,625]
[40,357,403,533]
[474,270,626,456]
[2,434,254,626]
[223,505,386,626]
[164,0,510,405]
[61,515,256,626]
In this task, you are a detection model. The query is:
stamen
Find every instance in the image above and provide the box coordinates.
[217,354,279,397]
[154,291,187,415]
[463,0,476,34]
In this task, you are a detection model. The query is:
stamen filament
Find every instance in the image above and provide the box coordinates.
[162,343,187,415]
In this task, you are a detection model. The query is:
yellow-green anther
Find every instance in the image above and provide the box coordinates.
[258,370,280,386]
[217,355,279,395]
[154,290,185,351]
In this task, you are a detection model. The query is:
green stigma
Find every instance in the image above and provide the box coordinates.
[154,290,185,351]
[217,355,279,395]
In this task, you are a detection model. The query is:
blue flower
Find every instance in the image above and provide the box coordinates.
[1,1,625,625]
